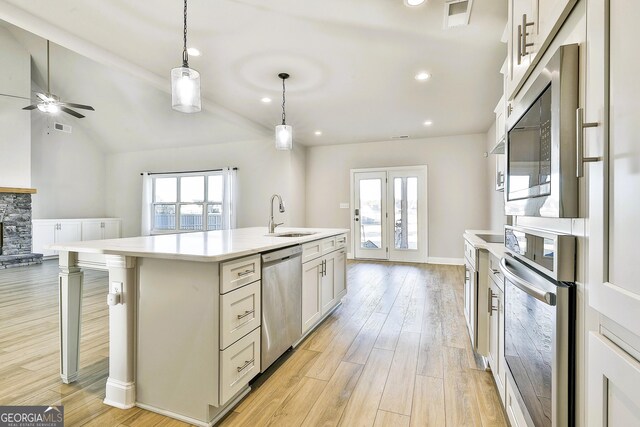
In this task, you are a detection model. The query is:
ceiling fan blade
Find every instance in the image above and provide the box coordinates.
[60,107,85,119]
[35,93,49,102]
[0,93,31,101]
[60,102,94,111]
[22,105,38,110]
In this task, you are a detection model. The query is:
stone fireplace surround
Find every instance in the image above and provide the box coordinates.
[0,187,43,268]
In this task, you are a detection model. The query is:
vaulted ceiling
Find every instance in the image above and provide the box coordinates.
[0,0,507,151]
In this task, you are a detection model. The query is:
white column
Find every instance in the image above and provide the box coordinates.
[58,251,84,384]
[103,254,137,409]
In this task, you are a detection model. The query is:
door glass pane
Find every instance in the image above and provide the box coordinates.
[359,179,382,249]
[154,205,176,230]
[207,204,223,230]
[154,178,177,202]
[393,177,418,250]
[179,204,204,230]
[180,176,205,202]
[208,175,223,202]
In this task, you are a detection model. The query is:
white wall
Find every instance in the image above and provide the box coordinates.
[305,134,490,261]
[106,140,307,237]
[30,113,107,219]
[0,26,31,188]
[485,122,506,231]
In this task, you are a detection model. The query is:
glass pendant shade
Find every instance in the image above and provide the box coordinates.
[275,124,293,150]
[171,66,201,113]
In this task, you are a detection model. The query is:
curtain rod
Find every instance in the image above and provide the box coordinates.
[140,167,238,176]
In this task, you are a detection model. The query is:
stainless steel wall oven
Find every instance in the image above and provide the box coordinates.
[501,226,576,427]
[505,44,579,217]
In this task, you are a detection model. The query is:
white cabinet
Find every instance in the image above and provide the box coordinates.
[488,274,506,403]
[81,219,121,241]
[588,333,640,426]
[506,0,578,100]
[302,235,348,334]
[492,96,506,192]
[302,257,323,334]
[32,220,81,257]
[33,218,121,258]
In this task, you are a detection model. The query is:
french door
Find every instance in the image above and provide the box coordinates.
[352,167,427,263]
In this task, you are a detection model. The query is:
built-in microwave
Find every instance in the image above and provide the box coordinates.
[505,44,579,218]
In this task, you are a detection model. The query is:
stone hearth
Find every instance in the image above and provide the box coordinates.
[0,189,42,269]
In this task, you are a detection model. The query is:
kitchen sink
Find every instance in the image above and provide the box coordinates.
[476,234,504,244]
[269,232,318,238]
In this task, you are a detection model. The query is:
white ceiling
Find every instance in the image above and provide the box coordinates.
[0,0,507,151]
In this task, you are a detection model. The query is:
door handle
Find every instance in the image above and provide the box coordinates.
[521,14,534,56]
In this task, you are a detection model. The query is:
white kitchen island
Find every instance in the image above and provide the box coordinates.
[51,227,348,426]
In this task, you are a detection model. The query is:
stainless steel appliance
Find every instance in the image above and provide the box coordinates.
[261,245,302,372]
[501,226,576,427]
[505,44,579,217]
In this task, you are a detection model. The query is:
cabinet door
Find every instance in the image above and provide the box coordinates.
[32,221,57,257]
[334,250,347,300]
[535,0,578,56]
[498,285,507,399]
[321,255,336,315]
[464,263,476,348]
[102,220,121,239]
[507,0,535,99]
[587,0,640,338]
[588,333,640,426]
[55,221,82,245]
[488,280,500,372]
[302,258,322,333]
[81,220,103,241]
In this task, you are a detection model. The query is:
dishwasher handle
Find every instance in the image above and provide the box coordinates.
[262,245,302,263]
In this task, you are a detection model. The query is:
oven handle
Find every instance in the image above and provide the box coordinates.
[500,258,556,306]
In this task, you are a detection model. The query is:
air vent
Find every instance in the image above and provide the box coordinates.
[54,122,72,133]
[392,135,410,139]
[444,0,473,28]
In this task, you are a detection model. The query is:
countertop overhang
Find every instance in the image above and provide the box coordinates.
[50,227,349,262]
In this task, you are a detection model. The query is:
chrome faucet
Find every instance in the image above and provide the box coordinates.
[268,194,286,234]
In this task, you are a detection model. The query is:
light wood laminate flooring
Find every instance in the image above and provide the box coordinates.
[0,260,506,426]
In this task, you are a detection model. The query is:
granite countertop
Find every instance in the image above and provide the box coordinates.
[50,227,349,262]
[463,229,507,259]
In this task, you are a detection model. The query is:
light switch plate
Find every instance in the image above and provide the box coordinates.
[339,203,350,209]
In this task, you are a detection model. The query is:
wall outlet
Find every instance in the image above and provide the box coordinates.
[339,203,350,209]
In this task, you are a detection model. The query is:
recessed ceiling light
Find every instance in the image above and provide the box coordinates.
[314,131,322,136]
[423,120,433,126]
[415,72,431,81]
[405,0,426,6]
[187,47,201,57]
[261,97,272,103]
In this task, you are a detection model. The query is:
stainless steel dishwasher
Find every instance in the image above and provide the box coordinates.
[261,245,302,372]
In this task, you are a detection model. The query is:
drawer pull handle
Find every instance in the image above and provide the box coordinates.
[237,310,255,320]
[237,359,254,372]
[237,269,254,277]
[491,269,500,275]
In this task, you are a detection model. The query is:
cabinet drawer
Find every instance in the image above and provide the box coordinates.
[322,237,337,255]
[220,327,260,405]
[302,240,323,263]
[488,254,504,291]
[464,239,477,268]
[220,281,261,350]
[506,376,528,427]
[221,255,261,294]
[335,234,347,250]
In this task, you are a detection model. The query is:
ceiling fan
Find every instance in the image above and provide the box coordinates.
[0,40,95,119]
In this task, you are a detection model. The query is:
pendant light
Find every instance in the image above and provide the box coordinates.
[275,73,292,150]
[171,0,201,113]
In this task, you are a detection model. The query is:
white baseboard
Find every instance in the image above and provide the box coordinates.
[427,257,465,265]
[347,252,354,260]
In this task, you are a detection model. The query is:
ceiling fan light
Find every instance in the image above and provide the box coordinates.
[275,125,293,150]
[171,67,201,113]
[37,103,60,114]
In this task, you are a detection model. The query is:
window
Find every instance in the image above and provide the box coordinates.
[149,171,232,233]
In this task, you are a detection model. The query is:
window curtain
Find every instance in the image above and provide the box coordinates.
[222,167,237,229]
[141,172,152,236]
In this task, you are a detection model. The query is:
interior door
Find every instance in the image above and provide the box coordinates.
[354,171,388,260]
[388,169,427,263]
